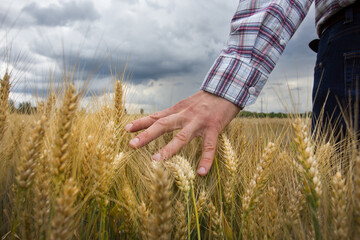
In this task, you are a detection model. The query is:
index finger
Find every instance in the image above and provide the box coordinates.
[124,108,174,132]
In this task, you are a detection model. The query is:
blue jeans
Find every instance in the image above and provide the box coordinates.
[312,6,360,141]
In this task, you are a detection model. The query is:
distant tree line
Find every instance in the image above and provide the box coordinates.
[237,110,310,118]
[8,100,37,114]
[9,100,310,118]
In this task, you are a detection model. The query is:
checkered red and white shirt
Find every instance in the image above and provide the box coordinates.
[201,0,357,108]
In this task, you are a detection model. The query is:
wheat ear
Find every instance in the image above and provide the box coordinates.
[242,142,276,214]
[148,165,172,240]
[355,154,360,228]
[166,156,197,239]
[331,171,349,240]
[174,200,187,240]
[16,115,47,189]
[197,190,207,216]
[292,118,322,240]
[240,142,276,239]
[45,92,56,120]
[33,149,51,240]
[114,80,125,130]
[285,184,305,229]
[166,155,195,197]
[80,135,94,198]
[208,201,223,240]
[50,178,79,240]
[52,83,79,182]
[138,202,150,240]
[0,72,10,141]
[221,133,238,229]
[121,184,138,236]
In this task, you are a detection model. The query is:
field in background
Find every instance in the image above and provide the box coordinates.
[1,72,360,240]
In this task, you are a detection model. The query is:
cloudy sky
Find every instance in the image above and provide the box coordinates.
[1,0,318,113]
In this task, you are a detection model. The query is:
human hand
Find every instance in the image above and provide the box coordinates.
[124,90,241,176]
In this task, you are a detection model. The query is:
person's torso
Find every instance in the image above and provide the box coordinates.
[315,0,357,34]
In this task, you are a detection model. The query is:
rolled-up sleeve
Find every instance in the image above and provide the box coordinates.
[201,0,313,108]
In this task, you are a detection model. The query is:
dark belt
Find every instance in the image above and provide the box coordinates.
[318,1,360,36]
[309,1,360,53]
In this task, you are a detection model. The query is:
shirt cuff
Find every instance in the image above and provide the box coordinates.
[200,56,268,109]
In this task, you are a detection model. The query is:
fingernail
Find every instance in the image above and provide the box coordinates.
[124,123,133,132]
[129,137,139,147]
[152,153,161,161]
[197,167,206,175]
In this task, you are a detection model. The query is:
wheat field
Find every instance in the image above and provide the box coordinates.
[0,71,360,240]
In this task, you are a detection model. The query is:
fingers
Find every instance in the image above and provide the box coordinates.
[124,108,174,132]
[129,114,183,148]
[152,121,199,161]
[197,129,218,176]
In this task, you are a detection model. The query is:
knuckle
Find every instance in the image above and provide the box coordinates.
[186,105,197,115]
[208,119,222,133]
[138,130,150,141]
[198,102,211,112]
[155,118,168,128]
[175,131,188,143]
[203,141,216,153]
[149,112,161,120]
[200,157,213,166]
[159,149,171,160]
[173,99,186,111]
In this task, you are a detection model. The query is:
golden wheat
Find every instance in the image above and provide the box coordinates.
[50,178,79,240]
[1,72,359,240]
[0,72,10,141]
[148,165,172,240]
[52,83,79,182]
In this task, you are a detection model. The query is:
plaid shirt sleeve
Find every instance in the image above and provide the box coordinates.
[201,0,313,108]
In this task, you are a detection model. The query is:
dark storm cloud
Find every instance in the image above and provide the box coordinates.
[22,1,100,26]
[0,9,11,27]
[61,53,203,85]
[29,37,210,85]
[1,0,318,112]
